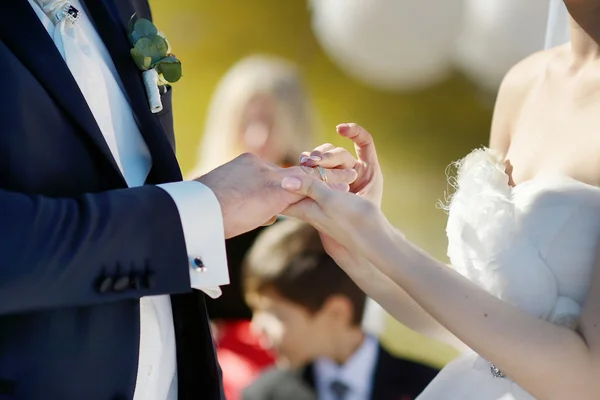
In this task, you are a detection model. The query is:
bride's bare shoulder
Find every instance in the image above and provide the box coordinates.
[489,46,565,154]
[502,46,564,94]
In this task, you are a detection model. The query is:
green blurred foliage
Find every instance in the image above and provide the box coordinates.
[151,0,495,366]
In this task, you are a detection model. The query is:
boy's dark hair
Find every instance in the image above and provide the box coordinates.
[242,218,366,326]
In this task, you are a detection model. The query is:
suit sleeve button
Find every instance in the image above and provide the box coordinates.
[113,276,130,292]
[97,276,114,293]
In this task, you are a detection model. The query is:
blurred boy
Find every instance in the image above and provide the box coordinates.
[241,219,438,400]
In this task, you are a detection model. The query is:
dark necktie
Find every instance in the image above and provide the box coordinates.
[330,380,350,400]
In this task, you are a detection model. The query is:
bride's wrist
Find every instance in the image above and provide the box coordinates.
[366,219,402,263]
[330,250,372,277]
[336,256,382,288]
[368,223,421,277]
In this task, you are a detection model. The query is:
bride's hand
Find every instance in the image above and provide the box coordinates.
[300,123,383,207]
[281,174,393,261]
[295,123,384,262]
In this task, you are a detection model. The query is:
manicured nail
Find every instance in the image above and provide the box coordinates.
[308,156,321,161]
[300,156,309,164]
[336,123,350,133]
[282,177,302,190]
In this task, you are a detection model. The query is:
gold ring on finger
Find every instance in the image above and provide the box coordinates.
[315,165,327,182]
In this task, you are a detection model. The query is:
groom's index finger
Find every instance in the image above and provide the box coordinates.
[336,123,378,162]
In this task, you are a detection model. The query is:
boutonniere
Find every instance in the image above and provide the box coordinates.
[128,15,182,113]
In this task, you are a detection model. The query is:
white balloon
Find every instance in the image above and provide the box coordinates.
[309,0,464,91]
[455,0,550,92]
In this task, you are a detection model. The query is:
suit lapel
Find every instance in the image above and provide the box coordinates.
[1,0,124,182]
[83,0,182,183]
[301,363,316,391]
[370,345,391,400]
[370,345,422,400]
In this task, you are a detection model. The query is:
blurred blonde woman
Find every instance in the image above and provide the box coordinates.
[190,55,316,400]
[187,54,315,178]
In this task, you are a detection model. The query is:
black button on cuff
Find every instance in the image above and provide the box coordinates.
[113,276,130,292]
[97,276,114,293]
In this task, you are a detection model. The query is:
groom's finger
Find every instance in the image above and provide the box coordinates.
[336,123,378,165]
[260,216,278,226]
[281,175,334,205]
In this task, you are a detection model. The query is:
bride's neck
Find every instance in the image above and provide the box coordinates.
[565,2,600,62]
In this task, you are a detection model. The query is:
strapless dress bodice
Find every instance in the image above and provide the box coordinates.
[418,148,600,399]
[444,148,600,326]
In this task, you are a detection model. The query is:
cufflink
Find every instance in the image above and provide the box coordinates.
[191,257,207,272]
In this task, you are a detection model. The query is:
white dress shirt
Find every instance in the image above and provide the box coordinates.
[28,1,229,399]
[313,335,379,400]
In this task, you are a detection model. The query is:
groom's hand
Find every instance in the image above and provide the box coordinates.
[196,153,357,239]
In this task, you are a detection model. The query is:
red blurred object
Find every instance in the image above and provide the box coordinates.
[214,320,276,400]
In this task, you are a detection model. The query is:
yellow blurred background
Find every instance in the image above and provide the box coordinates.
[151,0,494,368]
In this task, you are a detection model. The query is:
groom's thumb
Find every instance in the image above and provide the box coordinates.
[281,176,339,204]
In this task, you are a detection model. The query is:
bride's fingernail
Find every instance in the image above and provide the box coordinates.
[308,156,321,161]
[300,156,309,164]
[282,177,302,190]
[336,123,350,133]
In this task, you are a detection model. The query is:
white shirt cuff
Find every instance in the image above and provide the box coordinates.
[157,181,229,299]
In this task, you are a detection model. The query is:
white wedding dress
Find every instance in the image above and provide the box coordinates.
[417,148,600,399]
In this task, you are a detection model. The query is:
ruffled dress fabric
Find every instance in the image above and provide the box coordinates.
[418,148,600,399]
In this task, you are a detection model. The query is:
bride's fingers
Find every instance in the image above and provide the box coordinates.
[337,123,379,165]
[301,147,357,169]
[300,143,335,164]
[299,151,311,163]
[299,165,358,185]
[311,143,335,157]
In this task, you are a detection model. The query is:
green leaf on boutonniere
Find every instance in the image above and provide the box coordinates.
[127,13,183,88]
[157,32,172,54]
[128,16,158,46]
[134,35,169,65]
[130,47,152,70]
[155,56,182,83]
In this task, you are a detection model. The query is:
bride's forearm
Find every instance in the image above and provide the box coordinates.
[332,251,466,350]
[367,229,597,400]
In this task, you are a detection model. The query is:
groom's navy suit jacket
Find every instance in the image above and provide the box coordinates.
[0,1,222,399]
